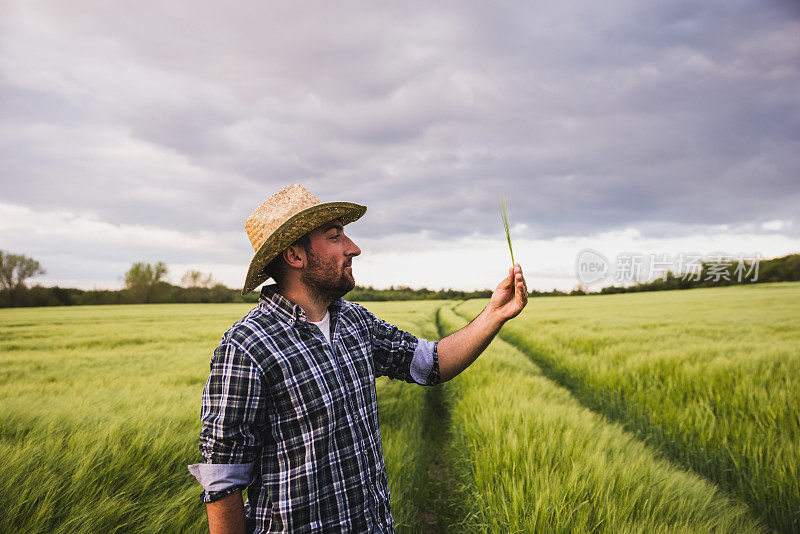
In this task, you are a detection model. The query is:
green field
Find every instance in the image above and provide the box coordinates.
[458,283,800,532]
[1,283,798,532]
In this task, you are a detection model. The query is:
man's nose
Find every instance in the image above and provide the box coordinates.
[345,235,361,257]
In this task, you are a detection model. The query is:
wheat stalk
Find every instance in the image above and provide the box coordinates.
[499,193,516,268]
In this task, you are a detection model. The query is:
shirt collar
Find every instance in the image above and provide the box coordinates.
[259,284,344,327]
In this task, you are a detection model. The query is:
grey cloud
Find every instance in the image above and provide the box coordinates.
[1,0,798,247]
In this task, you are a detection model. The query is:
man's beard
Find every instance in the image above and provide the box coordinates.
[300,249,355,303]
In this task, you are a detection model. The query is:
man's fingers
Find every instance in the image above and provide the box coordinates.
[513,264,529,307]
[513,266,527,288]
[518,273,527,292]
[501,264,528,306]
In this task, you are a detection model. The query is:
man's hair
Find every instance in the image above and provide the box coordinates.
[262,233,311,284]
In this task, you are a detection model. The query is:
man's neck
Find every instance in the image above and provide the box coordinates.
[276,283,332,322]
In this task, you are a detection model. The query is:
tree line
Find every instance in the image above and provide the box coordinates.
[0,252,495,307]
[0,254,255,308]
[1,250,799,308]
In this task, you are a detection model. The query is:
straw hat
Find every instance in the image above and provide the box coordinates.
[241,184,366,293]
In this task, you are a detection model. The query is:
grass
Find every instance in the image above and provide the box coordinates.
[458,282,800,531]
[364,300,450,531]
[1,283,796,532]
[0,304,241,533]
[437,303,763,533]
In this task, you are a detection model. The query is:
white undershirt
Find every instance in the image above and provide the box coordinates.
[309,310,332,344]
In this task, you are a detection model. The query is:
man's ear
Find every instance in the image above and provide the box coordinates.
[282,245,305,269]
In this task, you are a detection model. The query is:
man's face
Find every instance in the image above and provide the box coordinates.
[300,219,361,301]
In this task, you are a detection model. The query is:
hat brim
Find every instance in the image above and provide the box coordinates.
[241,201,366,294]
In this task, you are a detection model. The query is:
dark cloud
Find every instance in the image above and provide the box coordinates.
[1,0,798,246]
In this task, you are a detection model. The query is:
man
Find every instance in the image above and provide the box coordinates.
[189,184,528,533]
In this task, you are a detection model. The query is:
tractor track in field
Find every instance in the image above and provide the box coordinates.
[416,304,458,533]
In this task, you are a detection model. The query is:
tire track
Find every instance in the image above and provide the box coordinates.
[416,304,458,533]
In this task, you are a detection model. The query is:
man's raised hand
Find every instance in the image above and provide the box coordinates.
[487,263,528,322]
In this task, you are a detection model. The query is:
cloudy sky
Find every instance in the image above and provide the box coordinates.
[1,0,798,292]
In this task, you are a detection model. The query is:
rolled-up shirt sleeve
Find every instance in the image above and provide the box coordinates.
[361,307,441,386]
[410,338,438,385]
[188,340,266,502]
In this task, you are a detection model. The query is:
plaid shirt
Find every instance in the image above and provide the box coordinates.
[189,285,440,533]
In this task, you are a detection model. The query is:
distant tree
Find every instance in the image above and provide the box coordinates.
[181,270,214,288]
[0,251,46,306]
[210,283,234,303]
[570,284,588,295]
[124,262,168,303]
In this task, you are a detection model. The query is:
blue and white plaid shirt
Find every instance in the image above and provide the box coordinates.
[189,285,440,533]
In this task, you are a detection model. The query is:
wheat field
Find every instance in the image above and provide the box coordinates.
[1,283,797,532]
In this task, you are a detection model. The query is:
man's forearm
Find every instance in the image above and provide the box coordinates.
[437,308,503,382]
[206,490,246,534]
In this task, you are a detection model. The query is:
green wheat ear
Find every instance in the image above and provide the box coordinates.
[499,194,515,267]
